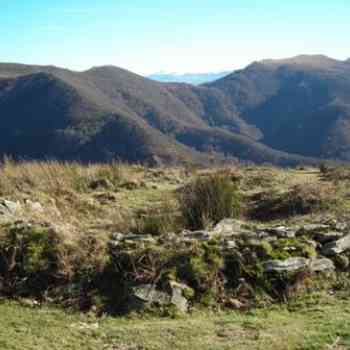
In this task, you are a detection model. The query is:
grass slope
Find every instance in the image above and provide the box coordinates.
[1,293,349,350]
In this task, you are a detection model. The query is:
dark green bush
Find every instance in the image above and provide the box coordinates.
[0,223,64,296]
[178,173,241,230]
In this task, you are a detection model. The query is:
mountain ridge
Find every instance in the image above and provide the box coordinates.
[1,55,350,165]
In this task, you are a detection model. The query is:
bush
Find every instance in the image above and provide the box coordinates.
[107,238,224,309]
[178,173,241,230]
[249,183,338,221]
[0,223,65,296]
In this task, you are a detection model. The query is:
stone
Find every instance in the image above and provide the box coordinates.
[123,234,156,243]
[265,226,297,238]
[313,231,344,244]
[132,284,170,305]
[169,281,189,313]
[132,282,189,312]
[226,298,245,310]
[109,233,156,248]
[309,258,335,272]
[335,222,348,231]
[333,255,350,270]
[25,200,44,213]
[182,230,214,241]
[264,257,309,273]
[213,219,246,236]
[322,234,350,256]
[0,199,21,216]
[222,240,237,250]
[296,224,330,236]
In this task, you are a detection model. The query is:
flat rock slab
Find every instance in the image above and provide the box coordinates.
[132,283,188,312]
[265,226,297,238]
[309,258,335,272]
[313,231,344,244]
[322,234,350,256]
[0,199,20,216]
[213,219,252,236]
[182,230,213,241]
[264,257,335,273]
[264,257,309,273]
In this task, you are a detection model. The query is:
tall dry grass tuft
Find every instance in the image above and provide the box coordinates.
[0,158,127,196]
[178,172,241,230]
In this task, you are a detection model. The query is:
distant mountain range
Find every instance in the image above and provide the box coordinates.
[148,71,231,85]
[1,55,350,165]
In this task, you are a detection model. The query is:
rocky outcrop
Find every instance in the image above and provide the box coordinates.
[264,258,309,273]
[0,199,21,222]
[263,257,335,273]
[322,234,350,256]
[131,281,190,313]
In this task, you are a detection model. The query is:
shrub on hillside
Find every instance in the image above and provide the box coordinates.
[178,174,241,230]
[107,239,224,310]
[0,223,65,296]
[249,183,339,221]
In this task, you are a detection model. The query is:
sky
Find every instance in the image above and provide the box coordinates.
[1,0,349,75]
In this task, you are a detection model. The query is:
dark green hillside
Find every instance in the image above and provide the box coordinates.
[1,56,350,164]
[208,55,350,160]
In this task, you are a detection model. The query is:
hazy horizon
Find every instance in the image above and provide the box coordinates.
[1,0,349,75]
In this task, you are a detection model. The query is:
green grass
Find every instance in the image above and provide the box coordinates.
[1,294,350,350]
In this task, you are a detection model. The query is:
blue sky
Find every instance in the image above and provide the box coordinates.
[1,0,349,74]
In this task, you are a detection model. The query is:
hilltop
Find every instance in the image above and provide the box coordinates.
[2,55,350,165]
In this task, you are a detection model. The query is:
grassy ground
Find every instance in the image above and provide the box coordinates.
[2,161,350,349]
[1,293,350,350]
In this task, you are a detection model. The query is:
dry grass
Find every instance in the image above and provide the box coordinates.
[0,159,187,242]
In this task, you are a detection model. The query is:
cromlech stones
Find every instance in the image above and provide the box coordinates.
[131,282,189,313]
[1,216,346,314]
[0,199,20,217]
[263,257,335,273]
[264,257,309,273]
[322,234,350,256]
[0,199,21,223]
[309,258,335,272]
[264,226,297,239]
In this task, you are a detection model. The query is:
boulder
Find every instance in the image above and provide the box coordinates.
[264,257,309,273]
[131,282,189,312]
[264,256,334,274]
[132,284,170,305]
[182,230,214,241]
[296,224,330,236]
[225,298,246,310]
[221,240,237,250]
[0,199,20,216]
[109,233,157,248]
[0,199,21,222]
[25,200,44,213]
[123,234,156,242]
[213,219,247,236]
[322,234,350,256]
[265,226,297,238]
[168,281,190,313]
[313,231,344,244]
[309,258,335,272]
